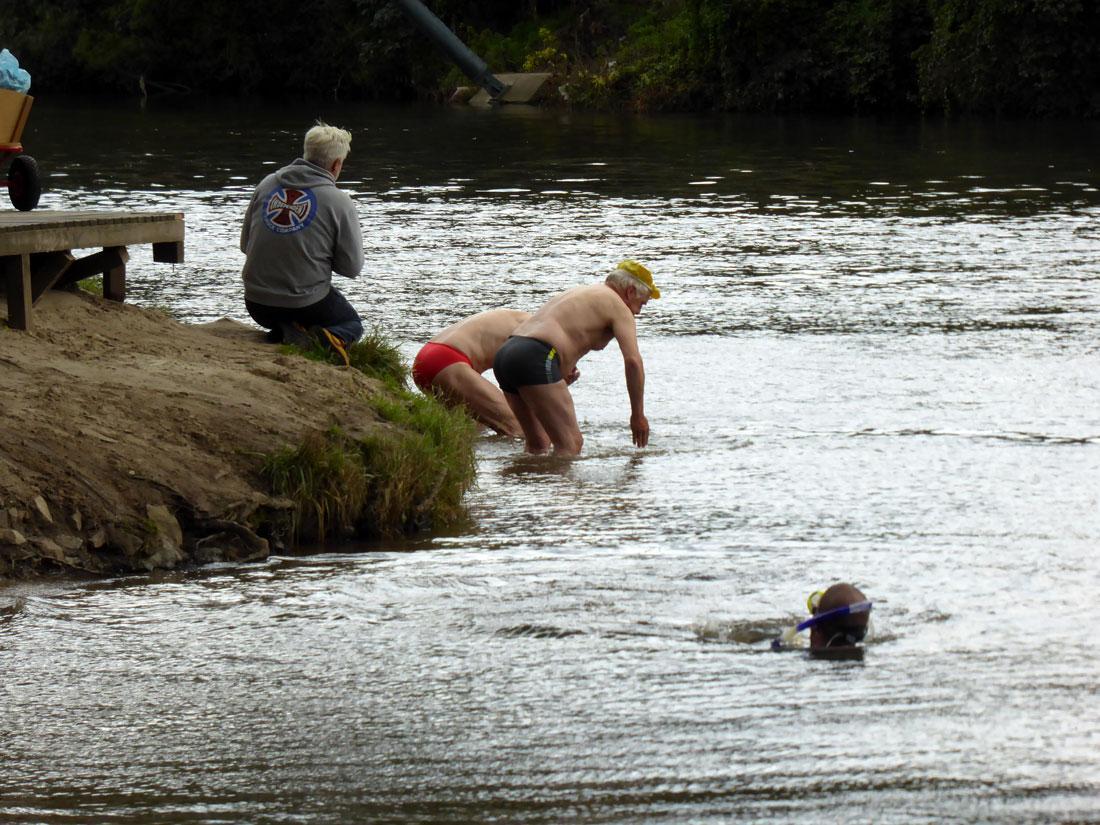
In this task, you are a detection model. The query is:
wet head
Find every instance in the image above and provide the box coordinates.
[770,582,873,657]
[808,582,871,653]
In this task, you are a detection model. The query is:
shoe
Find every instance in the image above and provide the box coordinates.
[278,321,315,349]
[310,326,351,367]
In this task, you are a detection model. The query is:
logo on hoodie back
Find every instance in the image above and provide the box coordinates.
[262,187,318,234]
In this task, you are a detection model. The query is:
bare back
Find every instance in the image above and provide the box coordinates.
[512,284,636,373]
[431,308,530,373]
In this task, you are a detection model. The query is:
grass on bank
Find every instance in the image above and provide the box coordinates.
[77,277,104,297]
[263,329,477,543]
[281,325,408,388]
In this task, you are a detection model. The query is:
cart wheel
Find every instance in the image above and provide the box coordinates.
[8,154,42,211]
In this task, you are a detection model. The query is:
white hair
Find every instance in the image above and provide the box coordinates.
[605,267,651,300]
[303,120,351,168]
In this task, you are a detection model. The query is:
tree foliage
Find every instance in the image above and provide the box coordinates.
[916,0,1100,116]
[0,0,1095,115]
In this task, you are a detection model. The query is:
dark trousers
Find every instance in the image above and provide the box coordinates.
[246,287,363,344]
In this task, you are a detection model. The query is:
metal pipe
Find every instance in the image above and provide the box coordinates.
[391,0,506,98]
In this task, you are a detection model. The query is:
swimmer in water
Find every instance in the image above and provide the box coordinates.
[772,582,873,659]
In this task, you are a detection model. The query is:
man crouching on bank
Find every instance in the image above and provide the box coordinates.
[492,260,659,455]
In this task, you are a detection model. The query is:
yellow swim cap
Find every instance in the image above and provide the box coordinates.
[617,259,661,299]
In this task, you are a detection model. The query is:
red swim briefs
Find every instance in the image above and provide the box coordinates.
[412,342,472,392]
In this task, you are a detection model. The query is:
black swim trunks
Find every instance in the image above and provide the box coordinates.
[492,336,562,394]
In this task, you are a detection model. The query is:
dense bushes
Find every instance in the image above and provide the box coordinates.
[574,0,1095,115]
[0,0,417,99]
[675,0,934,112]
[916,0,1100,116]
[1,0,1096,115]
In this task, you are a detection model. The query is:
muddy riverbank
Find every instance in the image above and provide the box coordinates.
[0,289,468,578]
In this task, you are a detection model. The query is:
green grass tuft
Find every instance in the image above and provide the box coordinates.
[360,391,478,534]
[262,387,477,544]
[347,327,408,388]
[281,324,409,387]
[77,277,104,297]
[261,427,369,543]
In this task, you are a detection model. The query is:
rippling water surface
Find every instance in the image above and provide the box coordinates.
[2,99,1098,823]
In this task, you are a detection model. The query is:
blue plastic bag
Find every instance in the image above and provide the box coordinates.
[0,49,31,94]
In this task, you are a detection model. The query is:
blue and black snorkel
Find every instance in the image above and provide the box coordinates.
[771,599,873,650]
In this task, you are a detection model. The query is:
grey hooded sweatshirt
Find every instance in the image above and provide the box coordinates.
[240,158,364,308]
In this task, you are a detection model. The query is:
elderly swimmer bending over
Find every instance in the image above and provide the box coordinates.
[412,308,537,438]
[492,260,659,455]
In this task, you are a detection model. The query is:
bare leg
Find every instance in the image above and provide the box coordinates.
[516,381,583,455]
[502,392,552,454]
[432,364,523,437]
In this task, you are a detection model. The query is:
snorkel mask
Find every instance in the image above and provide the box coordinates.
[770,591,873,650]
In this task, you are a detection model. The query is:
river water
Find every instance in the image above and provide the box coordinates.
[2,98,1099,823]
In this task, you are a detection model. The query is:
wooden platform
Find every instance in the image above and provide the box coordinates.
[1,210,185,331]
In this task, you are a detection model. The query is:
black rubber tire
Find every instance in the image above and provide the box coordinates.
[8,154,42,211]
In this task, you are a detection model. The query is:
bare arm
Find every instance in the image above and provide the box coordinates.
[623,355,648,447]
[611,307,649,448]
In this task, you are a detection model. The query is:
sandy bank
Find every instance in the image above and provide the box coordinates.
[0,289,439,578]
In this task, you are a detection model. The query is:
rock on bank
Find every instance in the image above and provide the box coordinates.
[0,290,438,578]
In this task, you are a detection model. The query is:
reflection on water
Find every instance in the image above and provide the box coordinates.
[2,99,1099,823]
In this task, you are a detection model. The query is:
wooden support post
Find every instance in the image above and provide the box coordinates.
[103,247,129,303]
[30,251,75,302]
[152,240,184,264]
[3,253,32,331]
[56,246,129,301]
[58,246,127,288]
